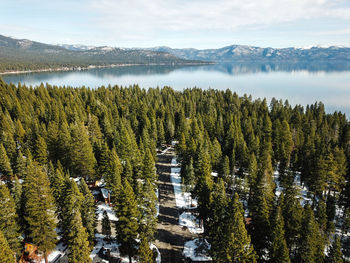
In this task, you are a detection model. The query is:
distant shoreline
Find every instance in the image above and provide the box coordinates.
[0,62,213,76]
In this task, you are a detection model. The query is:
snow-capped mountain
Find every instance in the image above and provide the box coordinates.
[147,45,350,62]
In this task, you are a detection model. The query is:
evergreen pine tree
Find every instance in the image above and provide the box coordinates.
[115,178,140,263]
[102,211,111,241]
[281,187,302,259]
[298,205,320,263]
[138,179,157,242]
[208,179,228,262]
[326,236,343,263]
[58,177,84,241]
[219,155,230,184]
[0,230,16,263]
[12,176,22,224]
[138,236,154,263]
[227,193,257,263]
[14,149,26,178]
[101,146,122,195]
[34,135,48,166]
[193,146,213,223]
[250,168,274,259]
[0,143,13,181]
[67,210,91,263]
[70,122,96,180]
[24,162,57,263]
[270,206,291,263]
[49,165,65,209]
[141,148,157,184]
[79,178,96,246]
[184,157,195,191]
[0,183,21,255]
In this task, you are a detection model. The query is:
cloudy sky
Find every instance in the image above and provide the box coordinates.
[1,0,350,48]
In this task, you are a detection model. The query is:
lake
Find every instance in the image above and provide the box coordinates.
[2,62,350,116]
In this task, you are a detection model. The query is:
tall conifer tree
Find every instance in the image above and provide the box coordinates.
[79,178,96,246]
[0,230,16,263]
[24,162,57,263]
[115,178,140,263]
[270,206,291,263]
[67,211,91,263]
[0,183,20,255]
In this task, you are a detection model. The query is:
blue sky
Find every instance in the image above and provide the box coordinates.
[0,0,349,49]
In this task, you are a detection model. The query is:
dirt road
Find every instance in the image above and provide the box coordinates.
[155,149,195,263]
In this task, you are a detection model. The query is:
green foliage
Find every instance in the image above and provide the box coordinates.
[0,183,21,254]
[58,177,84,241]
[79,178,96,245]
[67,211,91,263]
[24,162,57,261]
[0,81,349,262]
[141,148,157,184]
[70,122,96,180]
[115,178,140,262]
[0,143,13,180]
[34,135,48,166]
[138,179,158,242]
[98,144,122,193]
[298,205,324,263]
[138,236,154,263]
[226,193,257,263]
[208,179,229,262]
[326,236,343,263]
[0,230,16,263]
[270,206,291,263]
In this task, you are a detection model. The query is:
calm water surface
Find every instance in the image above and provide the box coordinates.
[3,62,350,116]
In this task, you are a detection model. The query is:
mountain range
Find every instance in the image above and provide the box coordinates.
[147,45,350,62]
[0,35,201,72]
[0,34,349,73]
[61,43,350,62]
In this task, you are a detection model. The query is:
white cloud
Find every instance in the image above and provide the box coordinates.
[86,0,350,36]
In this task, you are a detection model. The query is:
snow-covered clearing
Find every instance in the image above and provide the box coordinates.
[96,202,118,221]
[170,157,197,209]
[39,242,66,263]
[183,238,212,262]
[179,212,204,234]
[90,233,161,263]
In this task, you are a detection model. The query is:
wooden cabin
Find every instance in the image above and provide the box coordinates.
[18,243,41,263]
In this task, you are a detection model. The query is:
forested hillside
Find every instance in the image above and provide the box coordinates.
[0,35,201,73]
[0,78,349,262]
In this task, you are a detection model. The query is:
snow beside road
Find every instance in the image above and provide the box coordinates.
[179,212,204,234]
[170,157,197,209]
[183,238,212,262]
[156,188,159,217]
[90,233,161,263]
[39,242,66,263]
[96,203,118,221]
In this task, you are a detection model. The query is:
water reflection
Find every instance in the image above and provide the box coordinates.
[2,61,350,116]
[3,60,350,84]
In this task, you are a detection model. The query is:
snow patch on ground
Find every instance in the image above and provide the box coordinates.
[97,203,118,221]
[171,157,180,167]
[39,242,66,263]
[150,243,161,263]
[183,238,212,262]
[170,157,197,209]
[91,233,161,263]
[179,212,204,234]
[160,146,171,154]
[156,188,159,217]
